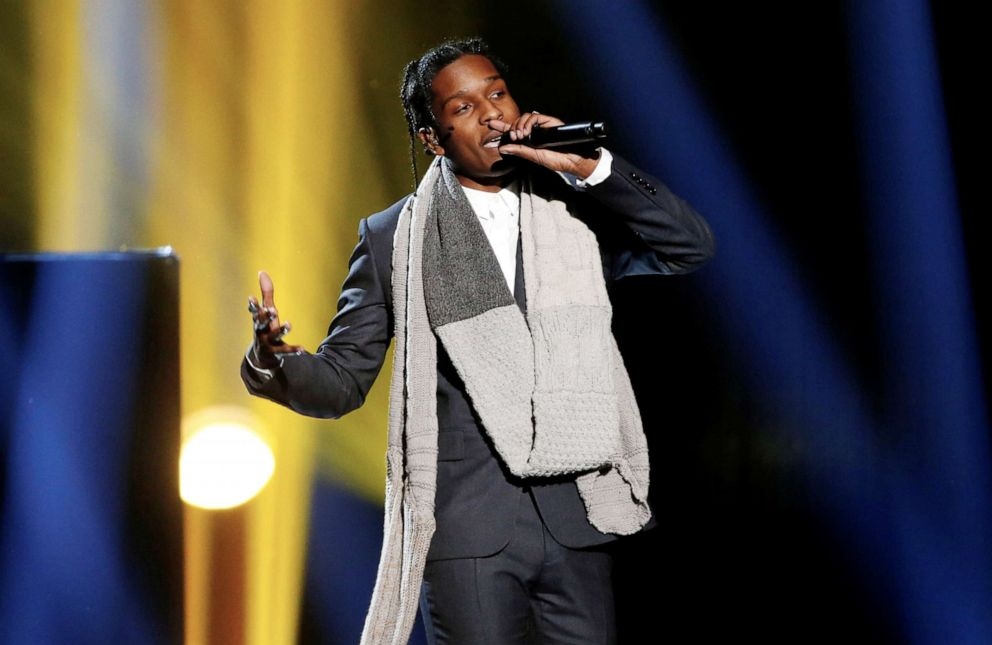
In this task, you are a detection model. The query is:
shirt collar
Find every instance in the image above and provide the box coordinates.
[461,179,520,220]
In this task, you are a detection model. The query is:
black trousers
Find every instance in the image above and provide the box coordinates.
[418,487,617,644]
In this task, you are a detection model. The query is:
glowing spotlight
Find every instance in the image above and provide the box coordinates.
[180,407,275,510]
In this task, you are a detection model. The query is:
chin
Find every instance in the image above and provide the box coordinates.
[489,157,520,175]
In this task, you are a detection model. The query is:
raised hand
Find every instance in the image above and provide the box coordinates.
[247,271,306,368]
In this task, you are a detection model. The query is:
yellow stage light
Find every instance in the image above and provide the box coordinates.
[180,408,275,510]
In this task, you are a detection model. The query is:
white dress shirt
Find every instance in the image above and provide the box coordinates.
[247,149,614,375]
[461,180,522,294]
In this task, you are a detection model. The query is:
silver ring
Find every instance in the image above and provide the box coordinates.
[272,323,290,343]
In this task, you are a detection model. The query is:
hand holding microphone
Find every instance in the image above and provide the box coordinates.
[498,121,607,149]
[492,111,606,180]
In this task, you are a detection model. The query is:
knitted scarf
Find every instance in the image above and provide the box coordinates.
[359,156,652,644]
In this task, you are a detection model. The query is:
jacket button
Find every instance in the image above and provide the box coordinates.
[649,188,657,194]
[630,172,640,180]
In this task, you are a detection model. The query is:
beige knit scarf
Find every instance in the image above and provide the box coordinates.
[359,156,652,644]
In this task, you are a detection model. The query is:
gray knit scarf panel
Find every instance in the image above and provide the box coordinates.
[422,160,515,326]
[424,159,637,481]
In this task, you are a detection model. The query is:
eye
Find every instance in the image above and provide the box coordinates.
[454,103,471,114]
[491,90,505,100]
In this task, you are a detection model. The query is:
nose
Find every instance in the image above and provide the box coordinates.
[480,99,502,125]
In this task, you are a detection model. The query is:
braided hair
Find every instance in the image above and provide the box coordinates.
[399,37,509,190]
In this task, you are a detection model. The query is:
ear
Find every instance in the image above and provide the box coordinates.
[417,127,444,157]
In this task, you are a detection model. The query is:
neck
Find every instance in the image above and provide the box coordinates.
[455,169,517,193]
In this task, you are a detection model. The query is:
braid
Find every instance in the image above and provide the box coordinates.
[399,37,509,192]
[400,59,422,188]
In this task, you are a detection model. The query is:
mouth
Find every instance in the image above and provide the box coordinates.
[482,132,503,149]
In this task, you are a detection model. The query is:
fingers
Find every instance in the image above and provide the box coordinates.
[489,118,511,132]
[271,320,292,343]
[259,271,275,309]
[250,303,269,334]
[496,141,534,160]
[506,114,536,142]
[254,270,284,333]
[494,111,564,142]
[248,295,278,333]
[252,312,304,354]
[497,141,589,174]
[496,144,558,170]
[513,111,544,139]
[248,290,294,346]
[248,274,307,364]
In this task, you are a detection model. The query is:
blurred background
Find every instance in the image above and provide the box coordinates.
[1,0,988,643]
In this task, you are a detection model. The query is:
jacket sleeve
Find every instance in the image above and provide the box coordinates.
[240,217,392,418]
[579,153,715,283]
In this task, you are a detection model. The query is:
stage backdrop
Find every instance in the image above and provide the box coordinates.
[1,1,988,643]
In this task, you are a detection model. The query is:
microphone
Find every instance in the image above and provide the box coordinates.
[499,121,608,149]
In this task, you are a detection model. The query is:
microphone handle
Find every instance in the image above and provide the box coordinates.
[499,121,608,149]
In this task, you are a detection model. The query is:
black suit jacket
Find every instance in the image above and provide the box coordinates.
[241,153,714,560]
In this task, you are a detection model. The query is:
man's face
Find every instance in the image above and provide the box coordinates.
[423,54,521,190]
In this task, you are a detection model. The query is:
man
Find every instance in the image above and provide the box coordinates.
[242,38,713,645]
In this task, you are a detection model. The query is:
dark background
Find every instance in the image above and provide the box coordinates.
[447,1,985,641]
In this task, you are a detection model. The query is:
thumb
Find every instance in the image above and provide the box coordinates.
[497,143,539,162]
[498,144,563,170]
